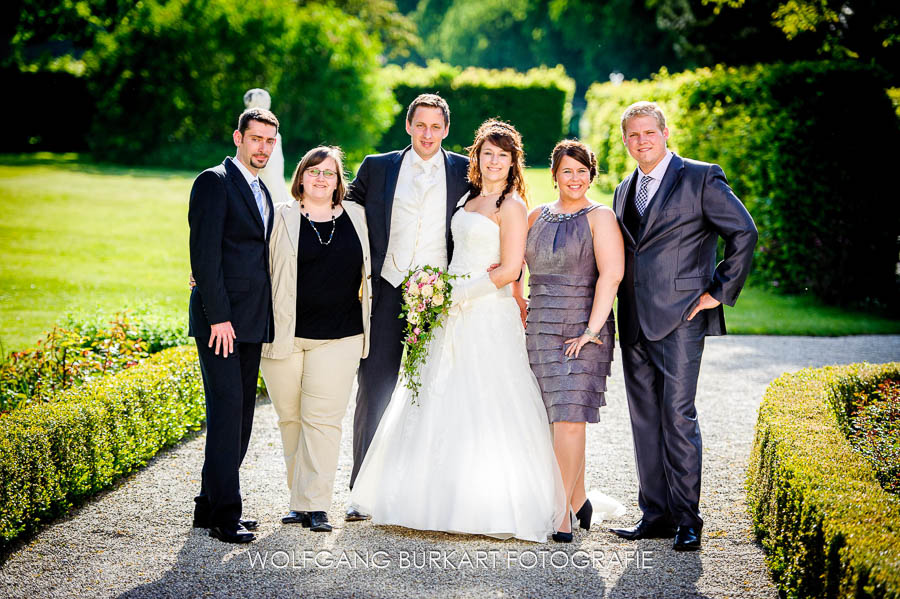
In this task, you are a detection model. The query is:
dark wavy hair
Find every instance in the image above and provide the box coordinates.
[465,119,528,209]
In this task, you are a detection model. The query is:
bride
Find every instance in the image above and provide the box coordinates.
[349,120,568,542]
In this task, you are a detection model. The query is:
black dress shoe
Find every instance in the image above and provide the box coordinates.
[208,526,255,544]
[575,499,593,530]
[239,518,259,531]
[673,526,702,551]
[609,519,676,540]
[345,507,371,521]
[282,511,310,526]
[308,511,333,532]
[193,517,258,531]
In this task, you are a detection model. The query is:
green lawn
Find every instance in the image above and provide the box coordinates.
[0,155,897,351]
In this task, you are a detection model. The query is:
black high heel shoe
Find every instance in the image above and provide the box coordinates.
[575,499,593,530]
[552,510,575,543]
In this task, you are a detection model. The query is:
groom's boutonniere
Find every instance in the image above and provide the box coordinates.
[398,265,465,403]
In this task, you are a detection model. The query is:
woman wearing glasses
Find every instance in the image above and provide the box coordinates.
[260,145,372,532]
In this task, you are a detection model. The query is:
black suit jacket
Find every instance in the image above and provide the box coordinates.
[345,146,470,283]
[613,153,758,344]
[188,157,275,343]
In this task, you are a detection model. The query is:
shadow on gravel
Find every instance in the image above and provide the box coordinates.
[116,524,615,598]
[607,539,706,599]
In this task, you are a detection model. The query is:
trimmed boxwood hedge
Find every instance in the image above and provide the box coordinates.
[747,362,900,599]
[581,61,900,308]
[0,346,203,546]
[379,60,575,167]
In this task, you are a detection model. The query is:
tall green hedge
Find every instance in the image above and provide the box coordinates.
[0,347,203,545]
[379,61,574,169]
[747,362,900,598]
[581,62,900,308]
[83,0,395,169]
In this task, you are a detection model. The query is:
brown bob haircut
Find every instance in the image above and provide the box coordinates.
[290,146,347,206]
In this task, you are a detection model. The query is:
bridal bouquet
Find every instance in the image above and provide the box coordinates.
[398,265,465,402]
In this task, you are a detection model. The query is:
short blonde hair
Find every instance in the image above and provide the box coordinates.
[290,146,347,206]
[620,101,667,135]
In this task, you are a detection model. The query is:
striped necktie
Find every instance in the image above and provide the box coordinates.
[250,179,267,232]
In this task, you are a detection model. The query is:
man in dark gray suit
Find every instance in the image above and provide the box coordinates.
[609,102,757,551]
[344,94,470,518]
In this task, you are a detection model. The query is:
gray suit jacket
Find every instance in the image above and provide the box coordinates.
[613,153,758,344]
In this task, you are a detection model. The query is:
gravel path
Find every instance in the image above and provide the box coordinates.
[2,335,898,599]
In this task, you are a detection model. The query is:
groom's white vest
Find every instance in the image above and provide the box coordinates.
[380,150,448,287]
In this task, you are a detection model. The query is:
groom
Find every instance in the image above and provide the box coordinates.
[188,107,277,543]
[345,94,469,517]
[610,102,757,550]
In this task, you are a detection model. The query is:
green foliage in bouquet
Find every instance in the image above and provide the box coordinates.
[380,61,574,166]
[398,266,463,402]
[0,346,204,546]
[747,362,900,599]
[581,61,899,309]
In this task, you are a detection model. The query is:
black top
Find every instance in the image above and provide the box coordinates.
[295,210,364,339]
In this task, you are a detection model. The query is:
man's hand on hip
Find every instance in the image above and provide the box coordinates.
[209,321,236,357]
[687,292,721,321]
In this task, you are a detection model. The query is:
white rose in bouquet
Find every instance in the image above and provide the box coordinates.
[420,284,433,298]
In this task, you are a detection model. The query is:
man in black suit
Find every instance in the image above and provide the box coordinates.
[609,102,757,551]
[344,94,469,517]
[188,108,277,543]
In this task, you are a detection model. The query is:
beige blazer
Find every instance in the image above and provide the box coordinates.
[261,200,372,360]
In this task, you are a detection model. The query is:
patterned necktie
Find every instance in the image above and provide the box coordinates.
[250,179,267,230]
[635,175,652,216]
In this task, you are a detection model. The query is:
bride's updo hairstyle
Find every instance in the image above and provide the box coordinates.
[549,140,598,188]
[290,145,347,207]
[466,119,528,209]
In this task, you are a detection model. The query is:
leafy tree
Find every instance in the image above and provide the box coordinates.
[659,0,899,78]
[299,0,420,59]
[84,0,395,167]
[409,0,683,95]
[1,0,134,70]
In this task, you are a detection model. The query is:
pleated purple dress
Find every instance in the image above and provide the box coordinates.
[525,205,615,423]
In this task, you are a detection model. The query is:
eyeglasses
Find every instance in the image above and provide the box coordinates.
[306,168,337,179]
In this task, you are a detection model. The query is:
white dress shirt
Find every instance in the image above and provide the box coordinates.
[639,150,674,207]
[231,156,269,235]
[380,150,448,286]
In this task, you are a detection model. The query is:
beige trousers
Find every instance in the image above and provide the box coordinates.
[260,334,363,512]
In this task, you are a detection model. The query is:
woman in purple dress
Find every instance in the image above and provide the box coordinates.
[520,140,625,541]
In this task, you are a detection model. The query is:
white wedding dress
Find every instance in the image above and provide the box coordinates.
[350,206,569,542]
